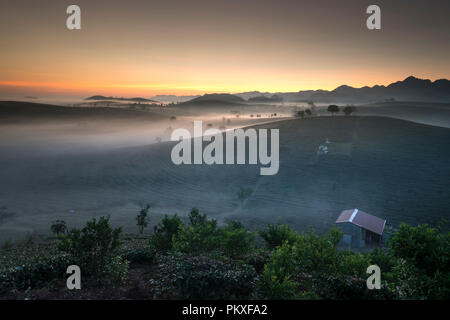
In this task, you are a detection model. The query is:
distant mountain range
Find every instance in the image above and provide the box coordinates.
[187,76,450,104]
[180,94,247,106]
[149,95,200,103]
[86,96,157,103]
[280,76,450,103]
[86,76,450,105]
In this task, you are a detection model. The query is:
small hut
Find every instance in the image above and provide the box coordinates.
[335,209,386,249]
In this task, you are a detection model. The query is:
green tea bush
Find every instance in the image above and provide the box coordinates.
[258,269,298,299]
[152,254,257,299]
[172,210,254,258]
[219,221,254,258]
[258,227,385,299]
[387,222,450,299]
[150,214,183,252]
[57,215,122,276]
[104,256,129,287]
[258,223,297,249]
[172,214,220,254]
[0,254,72,290]
[244,248,271,274]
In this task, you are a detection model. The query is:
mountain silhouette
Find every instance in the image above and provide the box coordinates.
[291,76,450,103]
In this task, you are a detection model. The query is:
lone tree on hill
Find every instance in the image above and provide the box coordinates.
[343,106,356,116]
[327,104,340,116]
[237,187,253,206]
[51,219,67,236]
[136,203,150,234]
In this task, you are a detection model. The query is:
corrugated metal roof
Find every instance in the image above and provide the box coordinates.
[336,209,386,235]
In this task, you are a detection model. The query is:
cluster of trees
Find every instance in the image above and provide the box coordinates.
[327,105,357,116]
[295,105,356,118]
[295,109,312,118]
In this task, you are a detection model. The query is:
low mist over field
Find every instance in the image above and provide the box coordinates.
[1,96,450,243]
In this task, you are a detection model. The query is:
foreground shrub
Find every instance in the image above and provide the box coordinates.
[152,254,257,299]
[387,221,450,299]
[104,255,129,288]
[258,227,386,299]
[57,215,122,276]
[219,221,254,258]
[172,209,254,258]
[258,272,298,299]
[173,209,220,255]
[388,222,449,277]
[0,254,71,290]
[258,223,297,249]
[244,248,271,274]
[150,214,183,252]
[312,274,393,300]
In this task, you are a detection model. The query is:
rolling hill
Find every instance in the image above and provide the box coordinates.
[1,116,449,242]
[0,101,167,123]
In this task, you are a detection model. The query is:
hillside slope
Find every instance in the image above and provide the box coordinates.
[0,116,449,241]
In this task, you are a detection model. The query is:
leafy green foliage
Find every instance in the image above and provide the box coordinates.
[387,221,450,299]
[258,267,298,299]
[103,255,129,287]
[258,223,297,249]
[152,254,256,299]
[150,213,183,252]
[57,215,122,276]
[258,227,387,299]
[0,253,72,290]
[172,209,221,255]
[2,212,450,300]
[172,209,254,258]
[220,220,254,258]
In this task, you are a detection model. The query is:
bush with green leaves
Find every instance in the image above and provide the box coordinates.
[0,254,72,290]
[257,243,298,299]
[150,213,183,252]
[172,209,254,258]
[244,248,271,274]
[258,227,387,299]
[219,220,254,258]
[387,221,450,299]
[152,253,257,299]
[258,223,297,249]
[57,215,122,276]
[103,255,129,287]
[172,210,221,255]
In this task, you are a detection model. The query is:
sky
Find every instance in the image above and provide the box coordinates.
[0,0,449,99]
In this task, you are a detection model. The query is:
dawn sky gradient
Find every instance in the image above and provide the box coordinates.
[0,0,449,98]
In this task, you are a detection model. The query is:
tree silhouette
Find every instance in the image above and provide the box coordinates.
[327,105,340,116]
[136,203,150,234]
[343,106,356,116]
